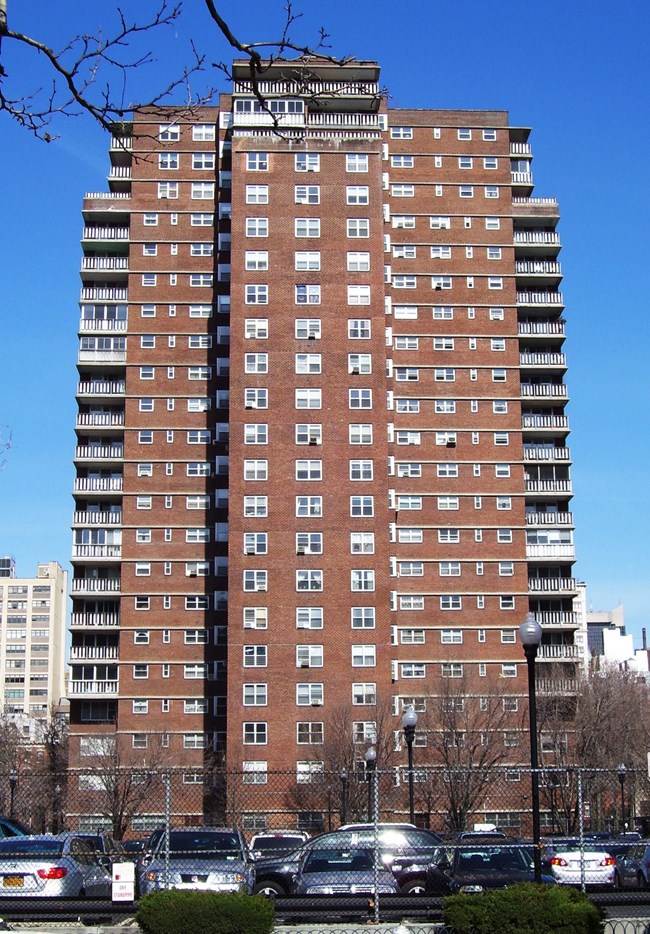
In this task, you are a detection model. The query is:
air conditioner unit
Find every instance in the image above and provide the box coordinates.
[299,661,310,667]
[297,547,306,555]
[351,368,360,375]
[246,549,255,555]
[308,334,316,340]
[308,439,319,446]
[446,441,456,448]
[311,701,323,707]
[257,585,267,592]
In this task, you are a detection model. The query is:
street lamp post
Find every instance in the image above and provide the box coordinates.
[8,769,17,820]
[618,764,628,832]
[365,747,377,822]
[519,612,543,883]
[402,705,418,825]
[340,769,348,826]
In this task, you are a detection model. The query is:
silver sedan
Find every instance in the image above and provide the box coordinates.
[0,834,112,897]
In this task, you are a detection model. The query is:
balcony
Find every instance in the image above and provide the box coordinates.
[74,444,123,462]
[72,511,121,526]
[517,291,564,306]
[526,511,573,526]
[537,678,578,695]
[525,479,572,493]
[79,319,127,334]
[81,257,129,280]
[513,231,560,255]
[520,352,566,369]
[233,111,306,128]
[78,349,126,364]
[518,321,565,337]
[108,166,132,179]
[528,577,577,593]
[233,79,381,97]
[511,171,533,186]
[81,287,128,302]
[69,645,119,660]
[521,384,568,399]
[522,415,569,430]
[534,611,579,626]
[71,578,121,594]
[72,544,122,559]
[68,680,119,697]
[77,381,125,398]
[526,543,575,560]
[75,413,124,429]
[510,143,532,155]
[73,477,123,493]
[537,644,582,661]
[110,136,133,151]
[82,226,129,240]
[70,612,120,628]
[516,260,561,276]
[523,447,571,462]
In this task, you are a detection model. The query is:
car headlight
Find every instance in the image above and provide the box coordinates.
[458,884,485,895]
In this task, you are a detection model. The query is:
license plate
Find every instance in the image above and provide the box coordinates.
[3,876,23,887]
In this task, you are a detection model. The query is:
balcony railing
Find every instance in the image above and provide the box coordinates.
[523,447,571,462]
[233,112,306,127]
[71,578,121,593]
[525,479,572,493]
[521,384,568,398]
[526,511,573,526]
[528,577,577,593]
[84,192,131,201]
[537,678,578,694]
[81,287,128,301]
[78,350,126,363]
[76,413,124,428]
[82,226,129,240]
[520,352,566,367]
[77,381,125,396]
[308,113,383,128]
[535,611,579,626]
[75,445,124,460]
[110,136,133,150]
[515,261,562,275]
[69,680,119,696]
[108,166,132,179]
[73,477,123,493]
[510,143,532,155]
[526,544,575,559]
[72,544,122,559]
[522,415,569,429]
[81,257,129,272]
[70,612,120,627]
[79,319,127,332]
[511,171,533,185]
[537,645,582,661]
[72,511,121,526]
[518,321,565,336]
[233,79,381,96]
[517,291,565,305]
[514,231,560,245]
[69,646,119,660]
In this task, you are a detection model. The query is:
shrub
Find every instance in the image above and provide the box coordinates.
[443,882,604,934]
[136,890,275,934]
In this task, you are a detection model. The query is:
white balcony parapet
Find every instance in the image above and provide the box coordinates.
[232,112,305,127]
[522,415,569,429]
[78,350,126,363]
[512,197,558,206]
[537,645,582,661]
[526,511,573,526]
[69,646,119,660]
[81,257,129,272]
[233,79,380,96]
[529,577,577,592]
[73,477,123,493]
[72,511,122,526]
[308,113,382,128]
[82,226,129,240]
[510,143,532,155]
[536,678,578,694]
[517,291,564,305]
[110,136,133,150]
[516,261,562,275]
[511,171,533,184]
[75,413,125,427]
[75,445,124,460]
[526,544,575,559]
[523,448,570,462]
[108,166,132,179]
[234,128,381,141]
[84,192,131,200]
[81,287,128,301]
[525,479,572,493]
[71,578,121,593]
[77,380,125,395]
[514,231,560,245]
[79,319,127,332]
[518,321,565,336]
[534,611,579,626]
[520,352,567,367]
[521,384,568,398]
[70,612,120,627]
[72,544,122,559]
[69,679,119,696]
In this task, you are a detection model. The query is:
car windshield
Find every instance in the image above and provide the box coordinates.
[0,839,64,858]
[457,847,531,872]
[304,848,374,873]
[162,831,243,857]
[254,837,305,853]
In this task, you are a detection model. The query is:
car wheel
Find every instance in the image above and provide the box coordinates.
[400,879,426,895]
[253,880,286,898]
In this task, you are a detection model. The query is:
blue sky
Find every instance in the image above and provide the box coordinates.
[1,0,649,642]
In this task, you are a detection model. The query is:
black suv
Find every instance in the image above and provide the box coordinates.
[253,823,442,896]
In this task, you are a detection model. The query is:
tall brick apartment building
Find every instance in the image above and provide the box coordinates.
[69,58,580,819]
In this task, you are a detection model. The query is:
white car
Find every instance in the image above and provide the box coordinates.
[544,839,615,888]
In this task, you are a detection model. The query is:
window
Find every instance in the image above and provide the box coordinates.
[243,722,267,745]
[392,245,417,260]
[349,388,372,409]
[245,250,269,271]
[295,388,322,409]
[347,218,370,238]
[352,645,376,667]
[350,495,374,517]
[399,561,424,577]
[459,156,473,169]
[351,569,375,591]
[494,432,509,446]
[442,663,463,678]
[393,275,416,289]
[295,318,321,339]
[244,424,268,444]
[296,570,323,592]
[499,562,515,577]
[246,184,269,204]
[243,684,267,707]
[402,663,425,678]
[457,127,471,140]
[297,722,324,744]
[244,646,268,668]
[190,273,213,287]
[392,215,416,229]
[440,561,461,577]
[497,496,512,511]
[191,212,213,226]
[347,185,370,204]
[353,683,376,705]
[157,182,178,199]
[245,318,268,339]
[244,533,268,555]
[245,353,268,373]
[459,185,473,198]
[432,275,452,290]
[349,424,373,444]
[295,184,320,204]
[502,664,517,678]
[441,595,462,610]
[187,429,211,444]
[295,423,322,445]
[295,251,321,271]
[434,368,455,382]
[441,629,463,645]
[296,644,323,667]
[296,284,321,305]
[158,152,178,170]
[500,595,515,610]
[391,154,414,168]
[284,599,320,634]
[390,126,413,139]
[189,304,212,318]
[347,153,369,172]
[349,459,373,480]
[295,459,322,481]
[246,217,268,237]
[191,181,214,199]
[159,124,180,141]
[394,367,418,382]
[246,152,268,171]
[295,152,320,172]
[295,218,320,238]
[296,495,322,517]
[488,276,503,290]
[245,284,268,305]
[296,683,324,706]
[244,459,268,481]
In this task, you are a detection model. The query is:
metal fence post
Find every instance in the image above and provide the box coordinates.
[163,770,171,890]
[576,768,585,893]
[373,765,380,923]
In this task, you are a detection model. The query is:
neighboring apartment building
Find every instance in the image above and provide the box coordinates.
[0,558,67,732]
[69,58,578,797]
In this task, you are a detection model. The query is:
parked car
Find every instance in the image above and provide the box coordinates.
[542,838,616,888]
[0,834,111,897]
[426,842,553,895]
[252,823,442,896]
[0,817,32,839]
[292,846,398,895]
[137,827,254,896]
[121,837,148,855]
[74,832,125,863]
[249,831,309,861]
[614,841,650,890]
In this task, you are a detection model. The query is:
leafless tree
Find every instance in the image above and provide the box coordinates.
[0,1,352,141]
